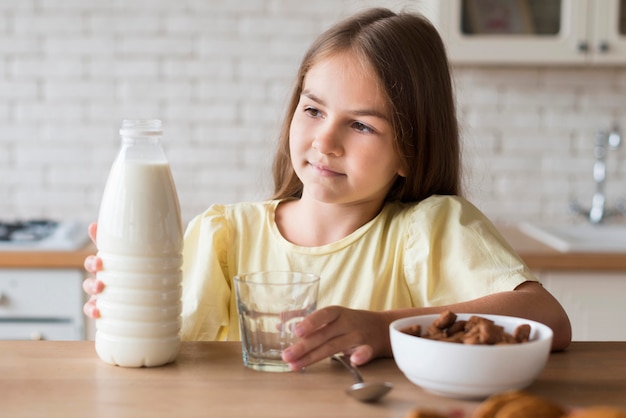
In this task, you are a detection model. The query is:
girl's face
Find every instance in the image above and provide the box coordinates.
[289,52,405,207]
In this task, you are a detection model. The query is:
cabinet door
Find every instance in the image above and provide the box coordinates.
[590,0,626,63]
[538,271,626,341]
[0,322,80,340]
[0,270,85,340]
[437,0,588,65]
[0,270,83,318]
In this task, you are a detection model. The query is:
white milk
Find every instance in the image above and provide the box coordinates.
[97,161,182,256]
[95,120,183,368]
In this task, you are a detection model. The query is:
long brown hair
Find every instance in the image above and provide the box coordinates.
[272,8,461,202]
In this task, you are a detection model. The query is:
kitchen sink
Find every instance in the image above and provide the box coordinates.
[519,222,626,253]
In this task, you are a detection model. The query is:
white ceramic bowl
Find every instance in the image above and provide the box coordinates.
[389,313,553,399]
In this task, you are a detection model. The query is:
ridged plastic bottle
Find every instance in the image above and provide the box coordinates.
[95,119,183,367]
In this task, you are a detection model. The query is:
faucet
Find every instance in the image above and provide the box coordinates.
[571,126,623,224]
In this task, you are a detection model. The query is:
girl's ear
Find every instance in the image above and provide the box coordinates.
[397,166,407,178]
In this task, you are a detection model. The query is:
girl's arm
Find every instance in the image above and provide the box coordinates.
[282,281,571,370]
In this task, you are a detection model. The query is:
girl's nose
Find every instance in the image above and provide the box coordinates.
[312,123,342,156]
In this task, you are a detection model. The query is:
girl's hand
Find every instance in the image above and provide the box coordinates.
[281,306,393,370]
[82,223,103,319]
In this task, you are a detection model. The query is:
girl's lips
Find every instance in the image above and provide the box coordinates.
[309,161,344,176]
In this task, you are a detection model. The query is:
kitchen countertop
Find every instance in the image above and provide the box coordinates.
[1,341,624,417]
[0,242,96,269]
[497,225,626,271]
[0,226,625,271]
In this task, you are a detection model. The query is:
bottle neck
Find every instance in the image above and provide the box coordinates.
[120,119,162,136]
[118,120,167,163]
[121,136,161,145]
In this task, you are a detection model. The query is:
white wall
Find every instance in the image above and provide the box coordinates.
[1,0,625,226]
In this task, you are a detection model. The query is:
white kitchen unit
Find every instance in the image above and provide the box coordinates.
[0,269,85,340]
[536,270,626,341]
[419,0,626,65]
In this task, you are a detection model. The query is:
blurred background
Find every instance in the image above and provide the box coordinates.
[0,0,624,226]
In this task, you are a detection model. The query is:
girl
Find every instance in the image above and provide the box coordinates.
[84,7,571,370]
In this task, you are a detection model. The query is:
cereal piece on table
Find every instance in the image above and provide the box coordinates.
[565,406,626,418]
[472,391,528,418]
[513,324,531,343]
[433,310,457,330]
[473,391,566,418]
[492,393,566,418]
[405,409,452,418]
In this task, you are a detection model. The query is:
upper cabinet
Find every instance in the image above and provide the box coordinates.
[419,0,626,65]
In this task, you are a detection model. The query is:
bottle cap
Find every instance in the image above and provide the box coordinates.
[119,119,163,136]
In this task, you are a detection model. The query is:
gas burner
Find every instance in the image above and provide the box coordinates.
[0,219,89,251]
[0,220,58,242]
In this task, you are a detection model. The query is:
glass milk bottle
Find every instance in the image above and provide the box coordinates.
[95,119,183,367]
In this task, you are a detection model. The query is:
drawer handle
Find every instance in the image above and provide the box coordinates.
[30,331,45,341]
[598,41,609,53]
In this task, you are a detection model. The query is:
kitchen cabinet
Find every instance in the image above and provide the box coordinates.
[534,270,626,341]
[419,0,626,65]
[0,237,94,340]
[495,225,626,342]
[0,269,85,340]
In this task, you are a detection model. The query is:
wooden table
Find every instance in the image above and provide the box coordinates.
[0,341,624,417]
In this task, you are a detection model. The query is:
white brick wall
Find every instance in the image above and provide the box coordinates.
[457,65,626,223]
[0,0,624,226]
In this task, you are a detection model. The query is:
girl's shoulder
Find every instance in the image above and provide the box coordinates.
[184,200,279,226]
[189,200,279,230]
[386,195,481,222]
[194,200,279,224]
[384,195,495,243]
[386,195,501,254]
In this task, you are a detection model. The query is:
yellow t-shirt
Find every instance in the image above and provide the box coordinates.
[180,195,536,341]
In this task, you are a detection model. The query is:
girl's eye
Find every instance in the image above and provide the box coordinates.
[304,106,322,118]
[352,121,375,134]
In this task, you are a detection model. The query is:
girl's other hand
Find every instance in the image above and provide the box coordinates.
[82,222,103,319]
[281,306,391,370]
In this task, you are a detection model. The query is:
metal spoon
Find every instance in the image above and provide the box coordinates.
[331,354,393,403]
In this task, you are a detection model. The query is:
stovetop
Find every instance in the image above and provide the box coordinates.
[0,219,90,251]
